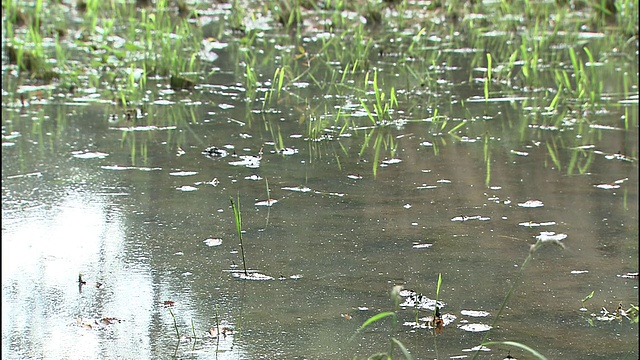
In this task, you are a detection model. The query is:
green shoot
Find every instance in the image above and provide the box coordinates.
[230,195,248,276]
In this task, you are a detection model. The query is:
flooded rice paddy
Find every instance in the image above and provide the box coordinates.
[2,1,639,359]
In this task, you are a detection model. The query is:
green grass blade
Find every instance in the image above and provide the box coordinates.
[392,338,414,360]
[435,273,442,300]
[482,341,548,360]
[359,311,396,331]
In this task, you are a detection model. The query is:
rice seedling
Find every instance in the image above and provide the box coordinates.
[244,52,258,101]
[484,53,492,101]
[230,195,248,276]
[360,69,398,124]
[276,0,303,28]
[483,132,491,187]
[545,137,562,170]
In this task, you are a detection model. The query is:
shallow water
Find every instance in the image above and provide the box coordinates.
[2,4,639,360]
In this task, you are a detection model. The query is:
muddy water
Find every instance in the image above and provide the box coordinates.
[3,29,639,360]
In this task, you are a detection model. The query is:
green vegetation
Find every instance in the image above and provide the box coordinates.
[230,195,248,276]
[2,0,637,172]
[2,1,637,356]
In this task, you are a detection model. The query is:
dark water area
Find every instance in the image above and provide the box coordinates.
[2,2,639,359]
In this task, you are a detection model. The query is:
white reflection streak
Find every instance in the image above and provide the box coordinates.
[2,189,152,359]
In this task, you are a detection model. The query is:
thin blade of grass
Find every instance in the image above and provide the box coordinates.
[359,311,396,332]
[392,338,414,360]
[482,341,548,360]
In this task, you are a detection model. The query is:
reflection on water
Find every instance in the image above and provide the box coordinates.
[3,99,637,358]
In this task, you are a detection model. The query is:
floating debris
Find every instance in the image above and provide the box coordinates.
[202,146,229,158]
[462,345,491,352]
[72,150,109,159]
[617,272,638,279]
[403,204,412,209]
[176,185,198,192]
[451,215,490,222]
[101,165,162,171]
[229,155,261,168]
[209,325,233,338]
[571,270,589,274]
[255,199,278,206]
[204,238,223,247]
[518,221,557,227]
[518,199,544,208]
[460,310,490,317]
[276,147,298,155]
[594,151,635,162]
[194,178,220,186]
[282,186,312,193]
[510,150,529,156]
[245,174,262,181]
[404,313,457,329]
[77,317,123,330]
[347,174,363,180]
[399,290,445,310]
[231,272,274,280]
[381,158,402,165]
[594,183,620,190]
[170,171,198,176]
[110,125,177,131]
[412,243,433,249]
[417,184,438,190]
[458,323,492,332]
[6,171,42,179]
[535,231,567,242]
